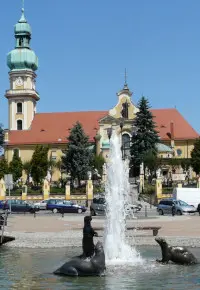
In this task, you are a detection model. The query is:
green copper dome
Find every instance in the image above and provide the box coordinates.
[7,48,38,71]
[102,140,110,149]
[7,8,38,71]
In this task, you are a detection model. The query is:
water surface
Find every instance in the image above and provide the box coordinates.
[0,246,200,289]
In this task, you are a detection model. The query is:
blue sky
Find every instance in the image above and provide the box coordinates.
[0,0,200,132]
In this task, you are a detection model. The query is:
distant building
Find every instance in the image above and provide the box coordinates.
[3,6,199,181]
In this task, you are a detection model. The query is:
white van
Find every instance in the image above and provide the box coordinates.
[173,188,200,210]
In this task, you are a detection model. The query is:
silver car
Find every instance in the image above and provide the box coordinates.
[90,198,106,216]
[157,199,196,215]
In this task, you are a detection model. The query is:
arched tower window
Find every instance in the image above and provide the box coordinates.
[17,120,23,131]
[17,102,22,113]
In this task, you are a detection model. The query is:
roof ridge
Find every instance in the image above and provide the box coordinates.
[35,110,108,115]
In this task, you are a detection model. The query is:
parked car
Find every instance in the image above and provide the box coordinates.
[46,199,86,214]
[3,200,40,213]
[157,199,196,215]
[90,198,106,216]
[34,199,49,210]
[90,198,142,216]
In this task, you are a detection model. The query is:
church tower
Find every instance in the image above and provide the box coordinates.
[5,4,39,131]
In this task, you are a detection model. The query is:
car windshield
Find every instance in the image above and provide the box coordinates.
[178,200,189,206]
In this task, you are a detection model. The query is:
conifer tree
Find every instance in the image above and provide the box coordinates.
[9,150,23,182]
[62,121,92,186]
[130,96,160,175]
[191,138,200,174]
[0,157,8,179]
[30,145,49,185]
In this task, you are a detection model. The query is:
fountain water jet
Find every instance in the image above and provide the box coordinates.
[104,133,142,265]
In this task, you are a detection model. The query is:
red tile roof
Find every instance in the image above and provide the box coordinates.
[8,111,107,145]
[7,109,199,146]
[151,108,199,140]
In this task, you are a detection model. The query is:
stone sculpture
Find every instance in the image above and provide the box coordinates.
[155,237,197,265]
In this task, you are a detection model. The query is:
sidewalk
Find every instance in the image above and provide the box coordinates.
[5,213,200,237]
[3,214,200,248]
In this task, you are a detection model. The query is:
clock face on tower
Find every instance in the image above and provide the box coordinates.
[15,77,24,87]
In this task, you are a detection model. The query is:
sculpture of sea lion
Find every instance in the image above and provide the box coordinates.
[54,241,106,276]
[155,237,198,265]
[82,216,98,258]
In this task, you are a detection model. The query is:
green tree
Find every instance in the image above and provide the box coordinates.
[143,149,159,181]
[191,138,200,174]
[30,145,49,185]
[9,150,23,182]
[180,159,191,173]
[62,121,92,186]
[130,96,160,176]
[92,154,105,177]
[0,157,8,179]
[23,161,32,183]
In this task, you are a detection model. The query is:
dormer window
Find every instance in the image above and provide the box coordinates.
[17,120,23,130]
[17,102,22,113]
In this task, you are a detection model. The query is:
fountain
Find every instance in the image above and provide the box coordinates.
[104,133,142,265]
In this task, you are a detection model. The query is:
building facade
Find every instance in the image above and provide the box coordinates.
[3,7,199,182]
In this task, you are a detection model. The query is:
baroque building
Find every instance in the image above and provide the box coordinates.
[3,7,199,182]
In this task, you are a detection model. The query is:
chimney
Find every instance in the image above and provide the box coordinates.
[170,121,174,148]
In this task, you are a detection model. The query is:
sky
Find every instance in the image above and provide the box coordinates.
[0,0,200,133]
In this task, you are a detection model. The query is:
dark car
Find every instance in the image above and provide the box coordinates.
[46,199,86,214]
[3,200,40,213]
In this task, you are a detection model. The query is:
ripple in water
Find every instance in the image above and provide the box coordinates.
[104,133,142,265]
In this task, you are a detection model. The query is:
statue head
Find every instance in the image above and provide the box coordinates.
[84,215,92,225]
[155,237,167,246]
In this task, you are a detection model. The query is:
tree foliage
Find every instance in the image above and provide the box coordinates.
[0,157,8,179]
[130,96,160,175]
[62,122,92,186]
[30,145,49,184]
[23,161,32,183]
[9,150,23,182]
[191,138,200,174]
[92,154,105,177]
[143,149,159,176]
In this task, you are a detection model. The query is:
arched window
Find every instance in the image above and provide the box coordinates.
[17,102,22,113]
[122,133,131,159]
[17,120,23,130]
[122,134,130,148]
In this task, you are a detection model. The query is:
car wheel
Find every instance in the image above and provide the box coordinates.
[177,210,182,215]
[158,209,164,215]
[90,209,96,216]
[77,208,82,214]
[52,208,58,214]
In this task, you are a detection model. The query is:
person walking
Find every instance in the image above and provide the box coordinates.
[172,202,176,216]
[197,203,200,216]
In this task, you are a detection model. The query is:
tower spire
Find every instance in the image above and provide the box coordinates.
[123,68,129,90]
[19,0,26,23]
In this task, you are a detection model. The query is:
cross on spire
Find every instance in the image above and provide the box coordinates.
[22,0,25,12]
[123,68,129,90]
[124,68,127,85]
